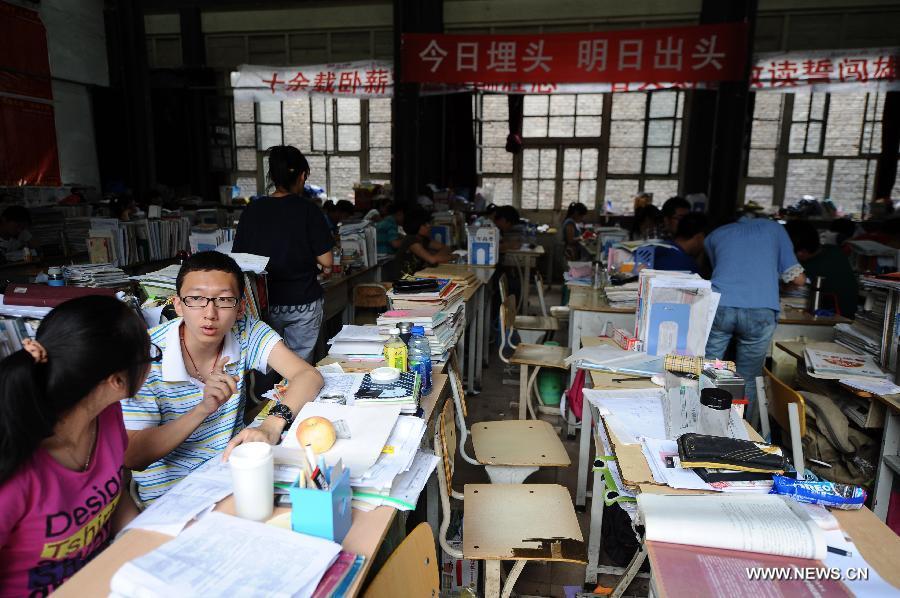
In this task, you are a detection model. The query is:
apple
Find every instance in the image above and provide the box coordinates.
[295,416,337,453]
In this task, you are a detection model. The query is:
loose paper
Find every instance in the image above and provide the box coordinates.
[584,388,666,443]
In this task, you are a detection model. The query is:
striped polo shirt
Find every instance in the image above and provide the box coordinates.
[122,315,280,503]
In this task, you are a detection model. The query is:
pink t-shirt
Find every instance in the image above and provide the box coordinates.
[0,402,128,597]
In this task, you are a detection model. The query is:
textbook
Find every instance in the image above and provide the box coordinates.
[638,493,826,560]
[804,348,888,379]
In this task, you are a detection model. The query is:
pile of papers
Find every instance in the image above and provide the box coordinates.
[603,281,640,308]
[339,221,377,269]
[833,322,881,359]
[635,270,720,357]
[416,264,477,288]
[804,347,889,380]
[565,344,665,377]
[62,263,129,287]
[189,226,234,253]
[381,279,466,362]
[563,261,593,286]
[327,324,389,361]
[281,402,438,510]
[88,217,191,267]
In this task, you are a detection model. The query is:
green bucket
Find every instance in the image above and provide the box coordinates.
[537,341,564,406]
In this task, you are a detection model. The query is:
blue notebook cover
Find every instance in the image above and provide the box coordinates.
[647,302,690,356]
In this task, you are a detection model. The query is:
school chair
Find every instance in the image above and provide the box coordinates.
[499,295,571,421]
[757,368,807,479]
[501,292,559,346]
[363,523,439,598]
[447,352,570,484]
[349,283,389,325]
[534,271,549,317]
[434,399,586,598]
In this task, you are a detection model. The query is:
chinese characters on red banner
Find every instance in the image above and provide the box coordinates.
[752,50,898,90]
[401,23,748,84]
[230,61,394,102]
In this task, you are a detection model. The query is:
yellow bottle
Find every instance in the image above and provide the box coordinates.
[383,328,408,371]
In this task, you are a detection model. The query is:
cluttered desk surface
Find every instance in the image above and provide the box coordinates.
[579,336,900,590]
[567,285,637,314]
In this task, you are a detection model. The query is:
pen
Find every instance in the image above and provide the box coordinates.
[827,546,851,557]
[612,376,653,383]
[305,444,330,490]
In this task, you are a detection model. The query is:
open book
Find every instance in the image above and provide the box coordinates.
[638,493,826,560]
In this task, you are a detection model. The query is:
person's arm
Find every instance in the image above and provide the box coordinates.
[776,224,806,287]
[390,237,403,249]
[410,242,452,265]
[564,222,578,244]
[223,342,324,457]
[110,470,140,533]
[315,249,333,269]
[125,356,239,470]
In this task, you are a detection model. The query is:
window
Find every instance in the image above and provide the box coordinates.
[741,91,888,217]
[474,94,514,205]
[233,97,389,200]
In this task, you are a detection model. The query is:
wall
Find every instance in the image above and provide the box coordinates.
[41,0,108,189]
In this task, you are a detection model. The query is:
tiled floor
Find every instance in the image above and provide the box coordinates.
[449,286,648,597]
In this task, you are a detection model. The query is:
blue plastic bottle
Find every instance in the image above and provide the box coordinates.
[407,325,433,396]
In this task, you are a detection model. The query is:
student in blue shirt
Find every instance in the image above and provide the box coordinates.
[704,215,806,426]
[653,212,707,274]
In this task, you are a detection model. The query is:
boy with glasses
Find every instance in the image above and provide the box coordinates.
[122,251,324,503]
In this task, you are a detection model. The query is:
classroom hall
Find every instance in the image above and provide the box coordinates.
[1,0,899,596]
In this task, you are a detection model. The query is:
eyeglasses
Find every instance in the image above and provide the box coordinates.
[180,296,240,309]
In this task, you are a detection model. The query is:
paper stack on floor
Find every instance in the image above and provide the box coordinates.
[327,325,389,361]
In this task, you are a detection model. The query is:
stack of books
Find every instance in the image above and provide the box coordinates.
[604,281,640,308]
[380,279,466,363]
[62,263,129,288]
[339,221,377,269]
[88,217,191,267]
[189,226,234,253]
[415,264,477,288]
[803,347,888,380]
[327,325,389,362]
[355,371,421,414]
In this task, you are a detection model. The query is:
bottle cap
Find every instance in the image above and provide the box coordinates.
[411,325,425,335]
[388,327,400,335]
[700,387,732,410]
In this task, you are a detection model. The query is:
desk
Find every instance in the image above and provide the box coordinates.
[58,374,451,597]
[503,246,544,315]
[567,286,636,364]
[321,265,380,324]
[775,339,900,521]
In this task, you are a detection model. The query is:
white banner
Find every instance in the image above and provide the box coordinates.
[752,47,899,93]
[231,60,394,102]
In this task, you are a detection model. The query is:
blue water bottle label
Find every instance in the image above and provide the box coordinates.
[410,359,432,395]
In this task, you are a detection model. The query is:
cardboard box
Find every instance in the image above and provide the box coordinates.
[467,225,500,265]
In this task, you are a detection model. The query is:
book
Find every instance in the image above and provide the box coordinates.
[638,493,826,560]
[804,348,887,379]
[355,371,421,414]
[311,551,362,598]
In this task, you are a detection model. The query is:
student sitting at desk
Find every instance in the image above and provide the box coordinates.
[123,252,324,504]
[653,212,708,274]
[785,219,858,318]
[375,200,407,256]
[562,202,589,260]
[395,207,453,277]
[0,296,148,594]
[493,205,523,251]
[0,205,33,262]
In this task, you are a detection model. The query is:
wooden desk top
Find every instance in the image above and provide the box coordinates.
[777,303,851,325]
[56,499,395,597]
[321,264,378,289]
[504,245,545,256]
[316,357,448,376]
[568,286,636,314]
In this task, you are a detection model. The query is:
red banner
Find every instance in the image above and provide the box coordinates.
[0,96,61,186]
[0,1,52,99]
[401,23,747,85]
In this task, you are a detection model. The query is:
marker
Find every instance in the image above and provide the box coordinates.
[305,444,329,490]
[827,546,851,557]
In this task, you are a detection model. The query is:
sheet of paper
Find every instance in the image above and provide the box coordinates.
[111,512,340,598]
[282,403,400,478]
[315,373,366,403]
[317,362,345,374]
[838,377,900,396]
[639,437,712,490]
[355,450,439,511]
[584,388,666,443]
[820,529,897,596]
[329,325,389,343]
[224,252,270,274]
[352,415,425,488]
[123,459,233,536]
[639,493,826,560]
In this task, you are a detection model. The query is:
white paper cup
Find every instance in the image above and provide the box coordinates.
[229,442,274,521]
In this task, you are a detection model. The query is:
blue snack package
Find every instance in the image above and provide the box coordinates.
[770,474,866,510]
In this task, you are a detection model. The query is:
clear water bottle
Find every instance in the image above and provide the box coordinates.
[407,325,432,396]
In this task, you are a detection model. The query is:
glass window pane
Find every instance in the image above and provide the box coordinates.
[257,124,282,150]
[576,94,603,115]
[523,95,549,116]
[234,101,255,123]
[753,93,783,120]
[612,92,647,120]
[649,92,677,118]
[306,155,326,186]
[523,116,548,137]
[483,95,508,120]
[538,179,556,209]
[549,94,576,116]
[646,120,674,147]
[575,115,601,137]
[235,123,255,146]
[482,177,513,205]
[522,149,540,175]
[603,179,639,214]
[809,93,826,120]
[369,122,391,149]
[824,92,865,156]
[338,124,361,151]
[644,148,672,174]
[311,97,327,123]
[562,180,579,203]
[548,115,574,137]
[482,147,513,174]
[785,159,828,201]
[830,159,874,212]
[610,120,644,148]
[328,156,360,201]
[258,101,281,124]
[336,98,360,124]
[581,148,598,178]
[750,119,780,149]
[237,148,257,171]
[747,149,776,178]
[607,147,642,174]
[792,94,810,122]
[744,184,774,210]
[312,123,327,151]
[579,179,597,208]
[369,148,391,174]
[483,121,507,145]
[789,124,807,153]
[236,176,259,198]
[643,179,678,203]
[521,179,538,210]
[539,148,557,178]
[369,98,391,122]
[562,149,581,179]
[806,122,822,153]
[283,99,311,153]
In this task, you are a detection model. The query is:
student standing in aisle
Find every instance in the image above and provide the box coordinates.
[0,296,149,595]
[704,215,806,425]
[233,145,334,363]
[123,252,324,504]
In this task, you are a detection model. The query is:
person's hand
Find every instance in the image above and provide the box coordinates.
[195,356,239,417]
[222,423,281,461]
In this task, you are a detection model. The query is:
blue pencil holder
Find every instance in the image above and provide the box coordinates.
[289,467,352,543]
